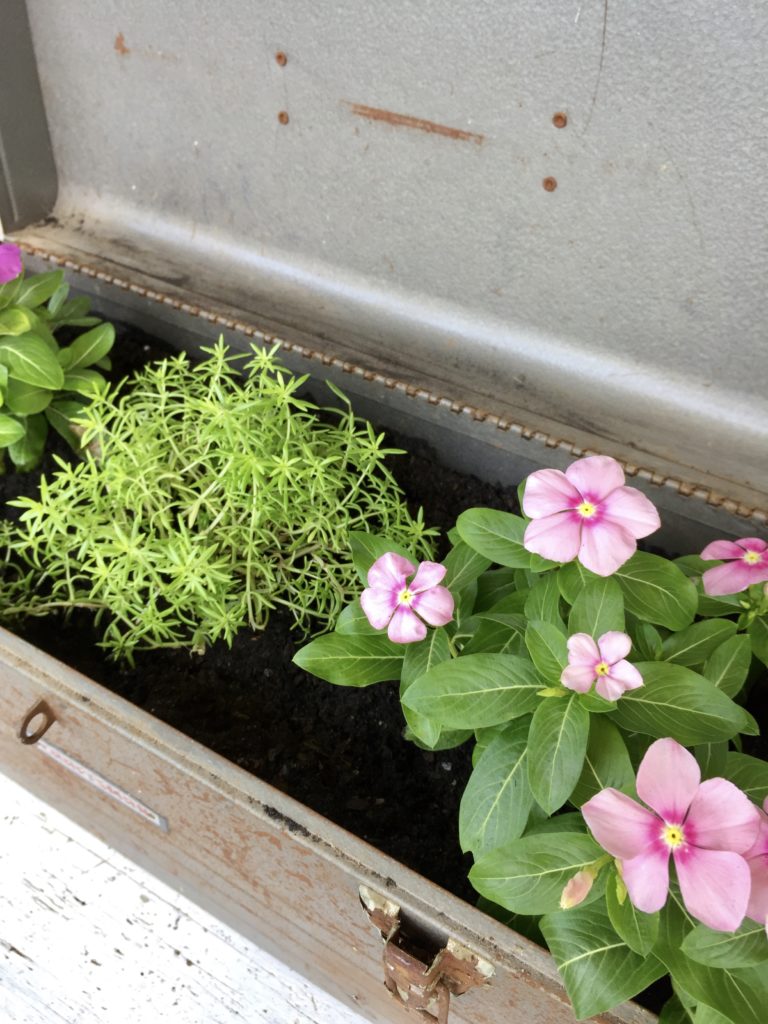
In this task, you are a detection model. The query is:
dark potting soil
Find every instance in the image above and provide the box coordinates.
[2,323,520,903]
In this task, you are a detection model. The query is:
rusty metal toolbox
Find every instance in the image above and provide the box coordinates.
[2,2,766,1022]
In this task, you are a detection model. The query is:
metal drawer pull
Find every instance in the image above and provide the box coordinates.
[19,699,56,745]
[360,885,494,1023]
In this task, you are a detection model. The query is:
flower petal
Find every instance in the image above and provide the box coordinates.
[746,854,768,925]
[522,469,581,518]
[621,847,671,914]
[675,847,751,931]
[701,561,767,596]
[523,512,582,564]
[359,587,398,630]
[736,537,768,554]
[636,738,700,823]
[561,665,596,693]
[367,552,414,590]
[685,778,760,854]
[601,486,661,540]
[0,243,22,284]
[578,520,636,576]
[700,539,752,561]
[597,631,632,664]
[565,456,625,502]
[567,632,600,667]
[745,810,768,861]
[595,661,643,701]
[411,585,454,627]
[387,605,427,644]
[582,789,657,859]
[409,560,447,592]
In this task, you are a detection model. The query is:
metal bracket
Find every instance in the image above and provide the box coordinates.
[19,698,56,745]
[360,885,494,1023]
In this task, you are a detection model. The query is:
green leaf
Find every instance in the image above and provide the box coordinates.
[62,368,106,397]
[524,620,568,683]
[461,612,526,655]
[611,662,750,744]
[442,540,491,594]
[524,574,563,628]
[292,633,403,686]
[655,897,767,1024]
[0,276,22,309]
[15,269,64,308]
[702,635,752,698]
[659,995,695,1024]
[402,654,541,728]
[7,413,47,471]
[0,306,34,336]
[2,376,53,415]
[47,281,69,316]
[748,616,768,667]
[694,742,728,779]
[527,694,589,813]
[469,832,602,915]
[682,920,768,969]
[456,508,531,568]
[629,617,663,661]
[694,1006,737,1024]
[605,870,659,954]
[66,322,115,369]
[335,599,377,634]
[348,532,415,585]
[557,561,600,605]
[722,751,768,803]
[0,412,26,446]
[568,576,625,638]
[400,628,452,746]
[459,717,533,855]
[0,335,65,389]
[662,619,738,667]
[571,716,635,806]
[540,901,665,1019]
[474,567,517,611]
[45,399,88,449]
[615,552,697,630]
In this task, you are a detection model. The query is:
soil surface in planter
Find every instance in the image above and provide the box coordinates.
[1,326,522,903]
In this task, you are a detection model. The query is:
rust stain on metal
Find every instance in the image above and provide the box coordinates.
[345,103,484,145]
[542,176,558,192]
[277,110,290,125]
[275,51,288,66]
[114,32,130,56]
[552,112,568,128]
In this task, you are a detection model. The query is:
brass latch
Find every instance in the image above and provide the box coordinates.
[359,885,494,1023]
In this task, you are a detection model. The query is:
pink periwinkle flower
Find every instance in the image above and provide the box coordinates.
[0,242,22,284]
[360,553,454,643]
[582,738,760,931]
[699,537,768,596]
[745,798,768,936]
[522,455,661,576]
[561,631,643,701]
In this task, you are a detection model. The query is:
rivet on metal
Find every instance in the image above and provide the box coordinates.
[275,51,287,66]
[278,111,290,125]
[552,112,568,128]
[542,176,558,192]
[19,699,56,745]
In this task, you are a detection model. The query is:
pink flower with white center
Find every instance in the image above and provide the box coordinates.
[699,537,768,596]
[0,242,22,284]
[561,631,643,701]
[582,739,760,932]
[745,798,768,936]
[522,456,660,576]
[360,552,454,644]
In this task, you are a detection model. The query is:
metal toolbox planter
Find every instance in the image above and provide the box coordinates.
[2,2,767,1022]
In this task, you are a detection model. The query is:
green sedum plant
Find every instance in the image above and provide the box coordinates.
[0,340,434,658]
[0,246,115,470]
[296,455,768,1024]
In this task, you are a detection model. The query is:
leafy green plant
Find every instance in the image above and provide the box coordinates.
[296,456,768,1024]
[0,340,434,658]
[0,256,115,470]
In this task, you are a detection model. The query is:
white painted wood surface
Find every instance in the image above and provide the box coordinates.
[0,773,367,1024]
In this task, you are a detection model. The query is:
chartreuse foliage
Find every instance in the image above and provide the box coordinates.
[295,500,768,1023]
[0,263,115,469]
[0,342,434,657]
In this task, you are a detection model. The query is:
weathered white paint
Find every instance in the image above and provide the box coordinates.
[0,773,367,1024]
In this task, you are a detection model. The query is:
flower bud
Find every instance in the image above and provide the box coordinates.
[559,869,594,910]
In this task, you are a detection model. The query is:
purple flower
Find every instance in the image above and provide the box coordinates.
[582,739,760,932]
[561,631,643,701]
[522,456,661,576]
[699,537,768,596]
[0,243,22,284]
[360,553,454,643]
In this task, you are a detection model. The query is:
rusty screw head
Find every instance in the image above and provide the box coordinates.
[278,111,290,125]
[552,112,568,129]
[542,177,558,192]
[275,51,287,66]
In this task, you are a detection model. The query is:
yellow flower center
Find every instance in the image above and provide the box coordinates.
[662,824,685,849]
[743,550,761,565]
[595,661,610,676]
[577,501,597,518]
[398,588,414,605]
